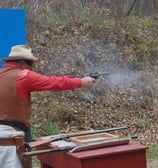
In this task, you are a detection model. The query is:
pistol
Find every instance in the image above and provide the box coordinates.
[89,71,110,79]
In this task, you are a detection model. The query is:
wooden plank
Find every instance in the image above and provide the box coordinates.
[70,137,130,153]
[70,133,118,144]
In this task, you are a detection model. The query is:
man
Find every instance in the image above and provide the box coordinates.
[0,45,95,168]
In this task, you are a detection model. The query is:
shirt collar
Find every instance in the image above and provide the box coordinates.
[3,62,21,69]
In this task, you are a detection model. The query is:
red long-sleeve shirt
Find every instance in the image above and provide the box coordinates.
[3,63,82,99]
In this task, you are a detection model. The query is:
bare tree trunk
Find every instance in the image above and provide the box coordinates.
[116,0,124,19]
[80,0,87,8]
[127,0,137,16]
[152,0,158,13]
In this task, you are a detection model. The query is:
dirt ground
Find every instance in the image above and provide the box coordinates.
[147,159,158,168]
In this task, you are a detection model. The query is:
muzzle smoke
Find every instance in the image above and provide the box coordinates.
[106,69,143,87]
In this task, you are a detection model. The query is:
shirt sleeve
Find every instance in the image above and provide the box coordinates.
[16,70,82,99]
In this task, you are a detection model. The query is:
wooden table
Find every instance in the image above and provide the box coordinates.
[36,142,147,168]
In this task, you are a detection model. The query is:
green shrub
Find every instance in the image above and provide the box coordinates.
[147,145,158,159]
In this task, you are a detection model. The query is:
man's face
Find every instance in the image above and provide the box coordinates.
[20,60,33,70]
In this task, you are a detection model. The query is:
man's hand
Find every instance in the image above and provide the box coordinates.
[81,77,95,89]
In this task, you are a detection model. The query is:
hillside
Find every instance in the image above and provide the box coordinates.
[29,23,158,148]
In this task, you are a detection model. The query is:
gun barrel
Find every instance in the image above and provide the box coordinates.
[98,71,110,76]
[66,125,128,138]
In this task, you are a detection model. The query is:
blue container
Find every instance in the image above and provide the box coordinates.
[0,9,26,67]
